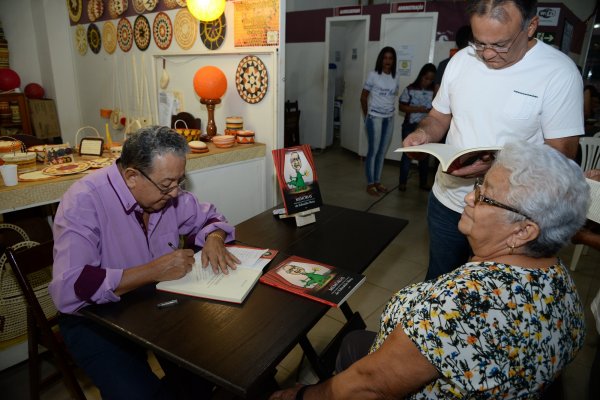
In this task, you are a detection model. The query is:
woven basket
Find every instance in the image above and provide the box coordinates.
[0,136,36,173]
[174,120,201,143]
[0,225,57,343]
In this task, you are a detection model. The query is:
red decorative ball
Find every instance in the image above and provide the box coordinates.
[0,68,21,91]
[24,83,45,99]
[193,66,227,100]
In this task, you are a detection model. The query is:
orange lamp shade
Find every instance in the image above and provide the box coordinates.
[193,66,227,100]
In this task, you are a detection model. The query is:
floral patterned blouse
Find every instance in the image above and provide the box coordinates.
[371,260,585,399]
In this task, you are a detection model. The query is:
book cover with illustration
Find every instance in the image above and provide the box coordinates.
[259,255,365,307]
[272,144,323,215]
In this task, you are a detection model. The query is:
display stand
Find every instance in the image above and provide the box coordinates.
[276,207,320,227]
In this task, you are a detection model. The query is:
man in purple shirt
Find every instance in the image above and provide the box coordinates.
[50,126,239,399]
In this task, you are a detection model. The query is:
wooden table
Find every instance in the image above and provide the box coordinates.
[82,205,408,398]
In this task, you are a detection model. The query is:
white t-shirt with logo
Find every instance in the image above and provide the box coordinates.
[432,40,583,213]
[364,71,400,118]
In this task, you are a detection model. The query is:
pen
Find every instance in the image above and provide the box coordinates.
[168,242,177,250]
[156,299,179,308]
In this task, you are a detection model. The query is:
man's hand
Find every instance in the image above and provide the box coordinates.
[153,249,195,281]
[448,153,495,178]
[402,128,429,160]
[201,235,240,274]
[585,169,600,181]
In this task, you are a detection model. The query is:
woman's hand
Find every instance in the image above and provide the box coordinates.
[201,234,240,274]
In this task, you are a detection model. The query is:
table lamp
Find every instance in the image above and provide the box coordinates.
[193,66,227,142]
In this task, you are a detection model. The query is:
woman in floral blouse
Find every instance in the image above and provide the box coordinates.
[270,140,590,400]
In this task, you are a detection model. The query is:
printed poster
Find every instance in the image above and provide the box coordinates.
[234,0,279,47]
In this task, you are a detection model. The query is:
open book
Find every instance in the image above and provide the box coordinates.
[156,245,278,304]
[395,143,502,173]
[259,255,365,307]
[586,177,600,223]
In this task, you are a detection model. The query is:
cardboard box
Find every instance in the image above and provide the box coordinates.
[28,99,61,139]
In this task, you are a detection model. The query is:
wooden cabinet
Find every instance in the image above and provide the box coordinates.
[0,93,32,134]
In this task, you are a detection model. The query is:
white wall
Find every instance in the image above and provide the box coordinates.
[284,0,597,153]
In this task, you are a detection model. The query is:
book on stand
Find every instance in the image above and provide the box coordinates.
[156,245,278,304]
[272,144,323,215]
[394,143,501,173]
[259,255,365,307]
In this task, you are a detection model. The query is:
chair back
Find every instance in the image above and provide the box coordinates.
[5,240,86,399]
[580,137,600,172]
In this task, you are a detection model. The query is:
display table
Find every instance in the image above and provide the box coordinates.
[0,142,266,219]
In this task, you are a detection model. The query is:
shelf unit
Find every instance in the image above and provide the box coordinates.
[0,93,32,135]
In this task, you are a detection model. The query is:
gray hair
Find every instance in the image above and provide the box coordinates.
[494,141,590,257]
[120,126,189,173]
[466,0,537,29]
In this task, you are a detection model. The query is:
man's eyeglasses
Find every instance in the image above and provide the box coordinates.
[469,28,525,54]
[473,179,533,221]
[136,169,185,195]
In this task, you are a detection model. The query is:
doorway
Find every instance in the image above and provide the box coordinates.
[323,16,369,153]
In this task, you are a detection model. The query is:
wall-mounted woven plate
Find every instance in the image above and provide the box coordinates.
[67,0,82,23]
[75,25,87,55]
[236,55,269,104]
[174,9,197,50]
[117,17,133,52]
[132,0,145,14]
[153,12,173,50]
[87,23,102,54]
[103,21,117,54]
[134,15,151,51]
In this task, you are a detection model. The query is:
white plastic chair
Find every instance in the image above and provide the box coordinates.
[579,137,600,172]
[571,177,600,271]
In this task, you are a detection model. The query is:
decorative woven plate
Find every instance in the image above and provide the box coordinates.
[163,0,178,9]
[117,17,133,52]
[143,0,158,12]
[88,157,114,169]
[87,23,102,54]
[66,0,82,23]
[75,25,87,55]
[103,21,117,54]
[42,162,91,176]
[236,56,269,104]
[87,0,104,22]
[174,9,197,50]
[199,13,226,50]
[176,0,186,6]
[134,15,151,51]
[18,171,57,182]
[109,0,128,19]
[153,12,173,50]
[132,0,145,13]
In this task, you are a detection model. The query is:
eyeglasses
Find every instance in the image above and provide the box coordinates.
[136,168,185,195]
[469,28,525,54]
[473,179,533,221]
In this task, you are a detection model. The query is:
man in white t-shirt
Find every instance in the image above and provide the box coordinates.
[403,0,583,280]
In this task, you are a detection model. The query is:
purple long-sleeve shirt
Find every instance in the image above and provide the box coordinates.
[49,163,234,314]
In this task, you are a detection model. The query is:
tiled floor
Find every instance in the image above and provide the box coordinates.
[1,142,598,399]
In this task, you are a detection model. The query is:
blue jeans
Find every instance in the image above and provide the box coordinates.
[426,192,471,281]
[59,314,213,400]
[365,115,394,185]
[399,122,429,186]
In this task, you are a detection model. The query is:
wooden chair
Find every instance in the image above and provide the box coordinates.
[579,137,600,172]
[570,178,600,271]
[5,241,86,400]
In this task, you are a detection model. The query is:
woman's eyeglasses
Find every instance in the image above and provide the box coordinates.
[473,179,533,221]
[137,169,185,195]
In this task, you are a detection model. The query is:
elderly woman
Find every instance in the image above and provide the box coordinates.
[270,141,589,399]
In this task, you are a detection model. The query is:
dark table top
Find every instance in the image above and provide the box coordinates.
[82,205,408,398]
